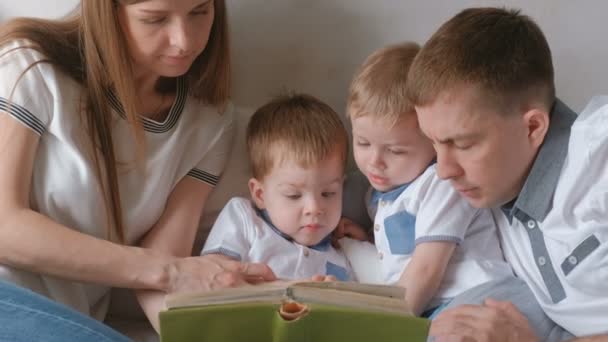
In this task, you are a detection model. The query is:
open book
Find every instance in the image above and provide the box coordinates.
[160,281,429,342]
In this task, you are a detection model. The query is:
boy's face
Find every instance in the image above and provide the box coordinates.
[352,114,436,192]
[416,84,542,208]
[249,150,344,247]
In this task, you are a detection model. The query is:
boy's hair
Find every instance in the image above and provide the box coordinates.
[407,7,555,114]
[347,42,420,124]
[246,93,349,180]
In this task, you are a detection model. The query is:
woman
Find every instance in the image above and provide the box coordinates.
[0,0,275,340]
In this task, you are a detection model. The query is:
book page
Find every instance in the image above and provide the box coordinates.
[289,287,411,316]
[290,281,405,299]
[165,280,407,311]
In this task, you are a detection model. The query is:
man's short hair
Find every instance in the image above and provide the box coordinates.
[407,7,555,114]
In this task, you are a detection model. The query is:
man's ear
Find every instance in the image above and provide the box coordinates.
[523,108,550,149]
[248,178,265,209]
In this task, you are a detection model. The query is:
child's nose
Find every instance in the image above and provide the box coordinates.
[305,197,323,216]
[370,150,386,170]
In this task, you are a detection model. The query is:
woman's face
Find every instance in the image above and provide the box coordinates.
[118,0,215,78]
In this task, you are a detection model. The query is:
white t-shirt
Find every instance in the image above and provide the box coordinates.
[494,98,608,336]
[367,165,513,307]
[0,40,234,319]
[202,197,354,281]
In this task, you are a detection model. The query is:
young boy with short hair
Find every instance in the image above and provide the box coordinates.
[202,93,353,281]
[343,42,513,317]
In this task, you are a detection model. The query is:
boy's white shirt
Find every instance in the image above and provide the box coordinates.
[367,165,513,307]
[202,197,354,281]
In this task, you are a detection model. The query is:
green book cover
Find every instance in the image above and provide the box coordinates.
[159,281,430,341]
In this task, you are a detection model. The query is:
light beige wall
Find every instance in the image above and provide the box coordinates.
[3,0,606,112]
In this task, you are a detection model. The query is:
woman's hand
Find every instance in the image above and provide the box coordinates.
[166,254,276,294]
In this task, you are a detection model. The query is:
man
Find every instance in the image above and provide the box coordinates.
[407,7,608,342]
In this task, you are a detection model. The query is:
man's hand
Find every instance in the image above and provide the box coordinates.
[331,217,370,248]
[429,298,539,342]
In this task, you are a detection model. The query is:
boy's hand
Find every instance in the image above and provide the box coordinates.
[311,274,337,282]
[331,217,369,248]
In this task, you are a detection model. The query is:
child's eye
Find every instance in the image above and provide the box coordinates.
[355,140,370,147]
[388,149,405,155]
[285,194,301,200]
[321,192,336,198]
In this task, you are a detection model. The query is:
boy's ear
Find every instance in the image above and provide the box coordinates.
[248,178,265,209]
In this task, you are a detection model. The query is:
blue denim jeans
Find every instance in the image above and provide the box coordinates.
[0,280,132,342]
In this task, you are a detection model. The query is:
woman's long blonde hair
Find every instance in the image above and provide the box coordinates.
[0,0,230,243]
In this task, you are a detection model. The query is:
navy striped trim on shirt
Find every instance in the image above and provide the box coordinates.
[107,77,188,134]
[187,168,220,186]
[0,97,45,135]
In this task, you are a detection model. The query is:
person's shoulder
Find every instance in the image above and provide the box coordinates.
[1,39,44,58]
[223,196,255,215]
[573,96,608,133]
[571,96,608,163]
[0,39,55,72]
[213,197,259,235]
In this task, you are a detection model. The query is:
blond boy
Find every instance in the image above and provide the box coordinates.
[343,42,513,317]
[202,94,353,281]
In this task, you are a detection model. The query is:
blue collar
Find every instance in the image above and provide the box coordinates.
[368,160,436,209]
[501,99,577,223]
[369,182,410,208]
[254,206,332,251]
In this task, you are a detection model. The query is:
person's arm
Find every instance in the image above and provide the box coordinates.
[570,335,608,342]
[0,113,275,333]
[397,241,456,316]
[0,113,173,290]
[134,179,276,331]
[570,336,608,342]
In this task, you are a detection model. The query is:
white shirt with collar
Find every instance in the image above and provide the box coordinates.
[202,197,354,281]
[367,165,513,307]
[494,97,608,336]
[0,40,233,319]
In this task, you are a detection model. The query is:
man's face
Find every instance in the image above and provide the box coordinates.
[416,85,540,208]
